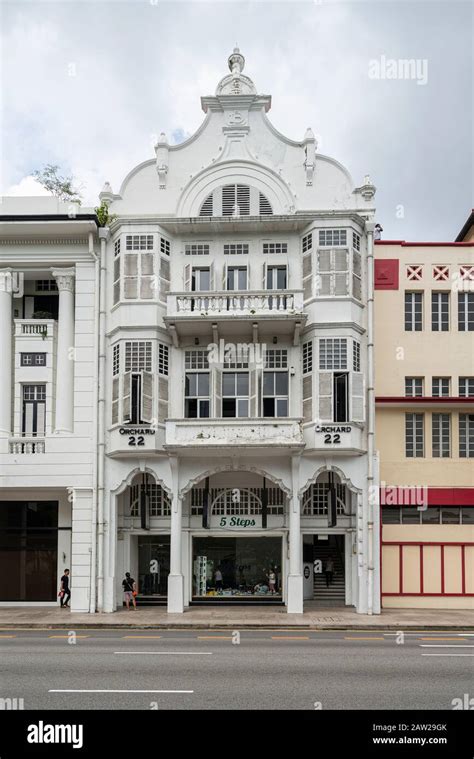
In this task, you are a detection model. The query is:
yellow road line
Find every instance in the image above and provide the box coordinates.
[122,635,162,639]
[48,634,90,639]
[0,635,16,638]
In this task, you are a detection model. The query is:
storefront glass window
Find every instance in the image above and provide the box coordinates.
[192,537,282,598]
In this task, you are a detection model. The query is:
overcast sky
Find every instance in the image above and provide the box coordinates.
[1,0,472,240]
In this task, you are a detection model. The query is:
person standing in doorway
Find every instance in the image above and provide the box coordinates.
[214,566,223,592]
[59,569,71,608]
[268,569,276,594]
[122,572,137,610]
[324,556,334,588]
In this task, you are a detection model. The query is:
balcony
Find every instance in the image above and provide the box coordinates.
[165,418,304,450]
[9,437,45,454]
[14,319,56,339]
[165,290,305,340]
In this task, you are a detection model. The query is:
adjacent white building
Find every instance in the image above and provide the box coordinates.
[0,49,380,614]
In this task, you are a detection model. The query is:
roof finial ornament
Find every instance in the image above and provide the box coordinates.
[228,46,245,78]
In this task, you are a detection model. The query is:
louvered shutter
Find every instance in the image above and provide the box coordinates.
[112,377,120,424]
[184,263,191,291]
[141,371,153,423]
[318,372,333,422]
[159,257,170,302]
[214,368,222,417]
[250,368,258,417]
[158,375,169,424]
[351,372,365,423]
[302,374,313,423]
[123,371,132,423]
[302,251,313,301]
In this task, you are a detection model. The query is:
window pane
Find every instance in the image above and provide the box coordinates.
[382,508,401,524]
[237,399,249,417]
[236,373,249,395]
[222,373,235,396]
[222,398,236,417]
[422,507,440,524]
[275,372,289,395]
[401,508,420,524]
[462,508,474,524]
[185,398,197,418]
[441,508,460,524]
[197,373,210,396]
[263,373,274,395]
[263,397,275,417]
[199,400,210,418]
[276,398,288,417]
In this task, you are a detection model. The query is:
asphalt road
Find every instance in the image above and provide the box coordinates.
[0,630,473,710]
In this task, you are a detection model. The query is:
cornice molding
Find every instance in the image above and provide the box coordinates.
[0,238,89,245]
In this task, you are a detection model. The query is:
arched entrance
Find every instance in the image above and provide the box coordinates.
[183,469,287,604]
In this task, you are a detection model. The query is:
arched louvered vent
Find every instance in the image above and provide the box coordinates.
[259,192,273,215]
[198,185,273,217]
[199,194,213,216]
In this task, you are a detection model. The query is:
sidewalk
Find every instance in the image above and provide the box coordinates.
[0,603,472,630]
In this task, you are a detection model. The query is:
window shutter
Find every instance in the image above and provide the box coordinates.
[36,403,46,436]
[24,403,34,435]
[112,377,119,424]
[209,259,215,291]
[141,371,153,423]
[318,372,333,422]
[351,371,365,422]
[334,273,349,296]
[159,257,170,302]
[184,263,191,291]
[250,368,259,417]
[222,261,228,289]
[302,374,313,423]
[263,261,268,289]
[302,251,313,301]
[123,371,132,423]
[158,376,169,424]
[214,368,222,417]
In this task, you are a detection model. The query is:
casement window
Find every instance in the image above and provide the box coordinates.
[303,342,313,374]
[158,256,170,303]
[123,342,153,424]
[302,233,313,253]
[130,483,171,517]
[432,377,450,397]
[405,292,423,331]
[317,248,349,296]
[226,266,248,291]
[265,349,288,369]
[21,353,46,367]
[185,243,210,256]
[113,238,121,305]
[459,377,474,397]
[35,279,57,292]
[353,341,361,372]
[123,236,154,300]
[405,413,424,457]
[22,385,46,437]
[158,344,169,376]
[405,377,424,397]
[263,242,288,255]
[191,267,211,291]
[352,231,361,251]
[223,243,249,255]
[318,229,347,247]
[198,185,273,217]
[160,237,170,257]
[185,373,210,418]
[265,265,287,290]
[458,293,474,331]
[157,344,169,423]
[302,242,313,300]
[317,338,364,423]
[432,413,451,457]
[184,350,209,419]
[459,414,474,457]
[431,291,450,331]
[222,372,249,418]
[352,247,362,301]
[263,371,288,418]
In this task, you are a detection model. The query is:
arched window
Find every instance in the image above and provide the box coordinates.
[130,476,171,517]
[199,184,273,217]
[302,473,347,516]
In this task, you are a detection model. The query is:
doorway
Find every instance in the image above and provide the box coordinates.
[304,534,346,605]
[136,535,170,604]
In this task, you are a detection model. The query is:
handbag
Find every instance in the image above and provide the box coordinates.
[58,590,65,598]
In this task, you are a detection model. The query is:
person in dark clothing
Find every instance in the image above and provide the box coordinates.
[324,557,335,588]
[60,569,71,608]
[122,572,137,610]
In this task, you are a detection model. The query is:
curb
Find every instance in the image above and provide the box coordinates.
[0,623,473,631]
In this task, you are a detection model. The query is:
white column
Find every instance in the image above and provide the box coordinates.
[0,269,13,436]
[168,456,184,613]
[51,268,75,433]
[287,454,303,613]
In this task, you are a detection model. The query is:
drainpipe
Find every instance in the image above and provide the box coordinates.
[88,231,98,614]
[96,227,109,611]
[365,221,375,615]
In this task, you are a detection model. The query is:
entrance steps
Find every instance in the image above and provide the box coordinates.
[313,542,346,603]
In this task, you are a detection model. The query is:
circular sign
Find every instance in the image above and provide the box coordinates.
[304,566,311,579]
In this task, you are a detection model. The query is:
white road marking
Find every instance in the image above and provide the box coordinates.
[114,651,213,656]
[421,653,474,657]
[49,689,194,693]
[420,644,474,648]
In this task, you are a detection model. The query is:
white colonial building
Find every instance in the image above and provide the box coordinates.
[0,49,380,614]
